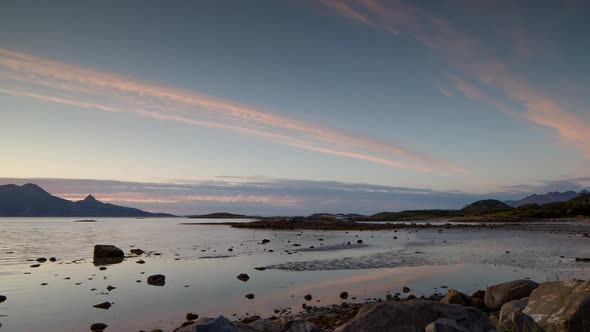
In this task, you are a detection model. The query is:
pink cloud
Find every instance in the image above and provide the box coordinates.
[316,0,590,159]
[0,48,463,174]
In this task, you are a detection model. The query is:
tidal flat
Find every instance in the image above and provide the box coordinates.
[0,218,589,331]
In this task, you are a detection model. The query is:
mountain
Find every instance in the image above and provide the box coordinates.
[505,191,585,207]
[0,183,175,217]
[461,199,513,214]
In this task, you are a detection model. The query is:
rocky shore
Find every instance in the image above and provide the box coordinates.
[170,278,589,332]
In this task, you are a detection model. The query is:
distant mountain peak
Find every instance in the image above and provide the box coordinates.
[506,190,583,207]
[0,183,174,217]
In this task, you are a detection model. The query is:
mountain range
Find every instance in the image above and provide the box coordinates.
[0,183,174,217]
[505,190,589,207]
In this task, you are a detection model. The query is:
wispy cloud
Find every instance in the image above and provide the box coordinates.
[0,48,463,174]
[316,0,590,159]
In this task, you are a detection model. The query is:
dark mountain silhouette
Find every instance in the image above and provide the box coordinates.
[0,183,174,217]
[461,199,512,214]
[505,191,586,207]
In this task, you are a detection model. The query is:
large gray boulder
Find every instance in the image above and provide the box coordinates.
[523,280,590,332]
[485,280,539,310]
[425,318,470,332]
[499,298,541,332]
[335,300,495,332]
[175,316,257,332]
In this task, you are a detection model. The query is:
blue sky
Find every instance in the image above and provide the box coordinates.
[1,1,589,214]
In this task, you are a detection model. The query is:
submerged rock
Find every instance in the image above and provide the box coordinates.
[523,279,590,331]
[335,300,494,332]
[484,279,539,310]
[147,274,166,286]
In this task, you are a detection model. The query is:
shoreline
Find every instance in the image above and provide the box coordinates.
[170,277,589,332]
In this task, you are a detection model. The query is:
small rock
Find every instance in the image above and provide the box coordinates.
[99,266,107,271]
[147,274,166,286]
[245,293,255,299]
[340,291,349,299]
[357,239,363,244]
[30,264,40,268]
[106,285,116,291]
[186,312,199,321]
[237,273,250,282]
[254,267,266,271]
[130,248,145,255]
[304,294,312,301]
[136,259,146,264]
[90,322,108,331]
[93,302,112,310]
[403,287,411,293]
[0,295,6,303]
[36,257,47,263]
[261,239,270,244]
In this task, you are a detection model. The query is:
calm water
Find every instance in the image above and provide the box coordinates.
[0,218,588,332]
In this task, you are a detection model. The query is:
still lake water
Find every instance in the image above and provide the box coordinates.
[0,218,589,332]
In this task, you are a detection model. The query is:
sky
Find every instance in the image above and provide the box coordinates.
[1,0,589,215]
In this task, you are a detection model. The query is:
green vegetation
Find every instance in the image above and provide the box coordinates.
[367,194,590,221]
[490,193,590,219]
[461,199,513,215]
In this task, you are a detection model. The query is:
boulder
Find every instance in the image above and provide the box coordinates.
[484,279,539,310]
[440,289,487,311]
[499,298,541,332]
[147,274,166,286]
[93,245,124,265]
[175,315,256,332]
[425,318,470,332]
[94,245,124,259]
[288,321,325,332]
[523,279,590,331]
[247,319,283,332]
[335,300,494,332]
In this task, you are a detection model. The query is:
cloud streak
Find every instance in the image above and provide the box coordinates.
[317,0,590,159]
[0,48,463,173]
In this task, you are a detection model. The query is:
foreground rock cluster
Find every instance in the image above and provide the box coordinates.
[170,279,589,332]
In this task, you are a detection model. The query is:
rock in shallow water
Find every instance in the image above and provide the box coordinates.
[93,301,112,310]
[0,295,6,303]
[484,279,539,310]
[147,274,166,286]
